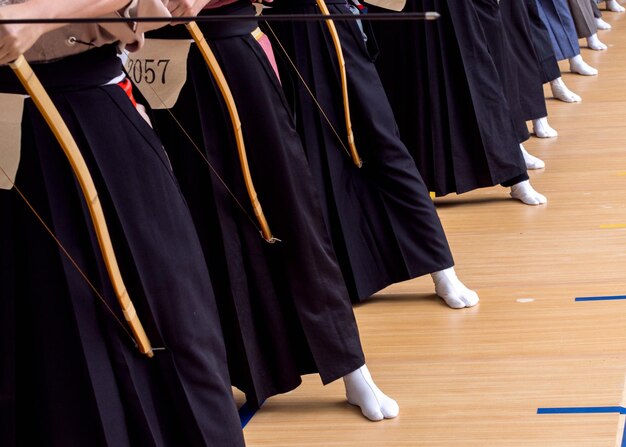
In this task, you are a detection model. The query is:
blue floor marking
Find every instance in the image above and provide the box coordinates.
[239,401,260,429]
[575,295,626,302]
[539,406,626,444]
[537,406,626,415]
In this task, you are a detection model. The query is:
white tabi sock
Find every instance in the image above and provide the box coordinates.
[344,365,399,421]
[596,17,612,29]
[550,77,582,103]
[569,55,599,76]
[520,144,545,169]
[510,180,547,205]
[587,33,608,50]
[605,0,625,12]
[431,267,479,309]
[532,117,558,138]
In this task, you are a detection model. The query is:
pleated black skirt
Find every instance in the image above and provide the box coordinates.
[263,0,454,301]
[0,46,244,447]
[147,2,364,408]
[500,0,549,121]
[369,0,527,196]
[525,0,562,83]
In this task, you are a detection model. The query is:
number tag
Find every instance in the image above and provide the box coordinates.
[363,0,406,11]
[0,94,25,191]
[125,39,193,110]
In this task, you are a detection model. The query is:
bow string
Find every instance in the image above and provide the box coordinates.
[7,55,155,357]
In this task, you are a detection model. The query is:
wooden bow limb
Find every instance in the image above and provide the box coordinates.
[186,21,278,244]
[9,55,154,357]
[316,0,363,168]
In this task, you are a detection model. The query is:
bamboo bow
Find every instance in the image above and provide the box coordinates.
[316,0,363,168]
[185,21,278,243]
[9,55,154,357]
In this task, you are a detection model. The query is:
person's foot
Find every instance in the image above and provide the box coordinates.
[532,117,558,139]
[431,267,479,309]
[596,17,612,29]
[521,145,546,170]
[510,180,547,206]
[344,365,399,421]
[569,55,599,76]
[605,0,625,12]
[587,33,608,51]
[550,77,582,103]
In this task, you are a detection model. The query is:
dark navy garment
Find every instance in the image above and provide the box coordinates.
[525,0,562,83]
[536,0,581,60]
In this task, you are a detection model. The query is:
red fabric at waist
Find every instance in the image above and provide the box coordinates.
[117,78,138,108]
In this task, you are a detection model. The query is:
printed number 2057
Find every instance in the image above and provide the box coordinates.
[126,59,170,84]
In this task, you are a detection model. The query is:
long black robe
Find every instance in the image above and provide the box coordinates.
[369,0,527,196]
[0,46,244,447]
[263,0,454,302]
[500,0,549,122]
[147,1,364,409]
[472,0,530,143]
[525,0,562,84]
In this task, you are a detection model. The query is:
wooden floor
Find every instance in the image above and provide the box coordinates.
[242,10,626,446]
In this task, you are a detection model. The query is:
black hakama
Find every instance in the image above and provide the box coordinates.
[499,0,549,122]
[0,46,244,447]
[471,0,530,144]
[0,194,14,445]
[147,2,364,409]
[263,0,454,301]
[525,0,563,84]
[369,0,528,196]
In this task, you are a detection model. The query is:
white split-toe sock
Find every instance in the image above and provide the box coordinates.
[344,365,399,422]
[510,180,547,205]
[605,0,625,12]
[587,33,608,50]
[520,144,545,170]
[550,77,582,102]
[596,17,612,29]
[569,54,599,76]
[532,117,558,138]
[431,267,479,309]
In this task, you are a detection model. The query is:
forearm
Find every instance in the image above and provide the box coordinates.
[0,0,138,63]
[25,0,130,17]
[3,0,132,36]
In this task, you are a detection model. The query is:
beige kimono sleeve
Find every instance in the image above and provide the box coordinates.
[364,0,406,11]
[24,0,171,62]
[102,0,172,51]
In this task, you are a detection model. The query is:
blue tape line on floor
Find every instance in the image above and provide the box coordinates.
[239,401,260,428]
[537,406,626,414]
[575,295,626,302]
